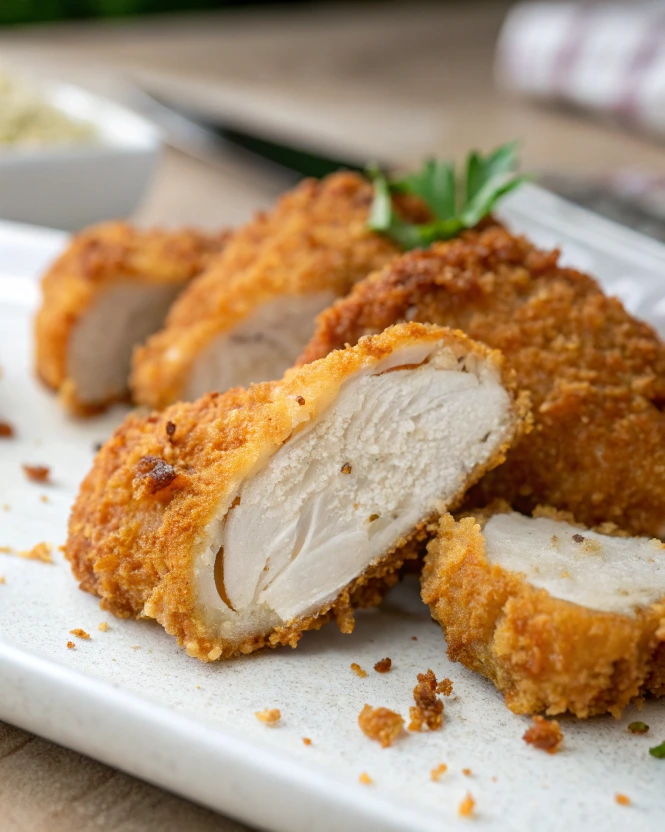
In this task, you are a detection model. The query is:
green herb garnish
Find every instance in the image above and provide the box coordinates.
[368,141,526,250]
[649,740,665,758]
[628,721,649,734]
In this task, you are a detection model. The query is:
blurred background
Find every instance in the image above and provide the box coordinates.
[0,0,664,234]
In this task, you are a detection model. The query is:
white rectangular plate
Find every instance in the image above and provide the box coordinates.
[1,189,664,832]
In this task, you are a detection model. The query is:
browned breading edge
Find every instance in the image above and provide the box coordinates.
[66,322,529,661]
[422,512,665,718]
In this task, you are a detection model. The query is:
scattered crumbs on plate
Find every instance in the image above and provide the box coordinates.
[408,669,444,732]
[358,772,373,786]
[255,708,281,725]
[373,657,392,673]
[19,542,53,563]
[66,641,75,649]
[358,704,404,748]
[0,421,14,437]
[195,685,201,690]
[523,715,563,754]
[411,636,418,641]
[350,662,367,678]
[458,792,475,818]
[437,678,453,696]
[22,463,50,483]
[131,645,141,650]
[39,494,49,504]
[302,737,312,746]
[615,794,631,806]
[430,763,447,782]
[462,768,472,777]
[98,621,108,632]
[0,576,5,584]
[69,628,90,640]
[628,721,649,734]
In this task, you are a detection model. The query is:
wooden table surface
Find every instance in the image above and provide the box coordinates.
[1,3,665,831]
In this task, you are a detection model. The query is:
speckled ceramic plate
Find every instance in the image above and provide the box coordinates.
[1,190,664,832]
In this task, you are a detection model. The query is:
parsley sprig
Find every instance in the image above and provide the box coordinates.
[368,141,526,250]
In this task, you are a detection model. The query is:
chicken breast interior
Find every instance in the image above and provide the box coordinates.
[208,340,515,630]
[183,291,336,401]
[483,512,665,615]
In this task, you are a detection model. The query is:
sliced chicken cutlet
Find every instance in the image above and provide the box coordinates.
[35,221,228,415]
[130,172,427,410]
[66,322,528,661]
[300,225,665,538]
[422,505,665,718]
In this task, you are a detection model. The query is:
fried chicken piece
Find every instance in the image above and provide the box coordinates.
[66,322,527,661]
[35,222,228,415]
[300,225,665,537]
[130,172,427,410]
[421,507,665,718]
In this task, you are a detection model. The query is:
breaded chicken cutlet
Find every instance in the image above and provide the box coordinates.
[130,172,428,410]
[35,222,228,415]
[422,505,665,718]
[301,225,665,538]
[66,322,528,661]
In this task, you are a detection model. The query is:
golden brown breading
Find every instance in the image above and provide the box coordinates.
[130,172,427,410]
[300,225,665,538]
[35,221,228,415]
[67,322,528,661]
[422,511,665,718]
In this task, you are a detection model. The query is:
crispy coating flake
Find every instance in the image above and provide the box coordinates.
[430,763,448,782]
[255,708,281,725]
[351,663,368,678]
[523,716,563,753]
[35,221,227,415]
[66,323,526,661]
[301,225,665,537]
[422,512,665,718]
[458,793,475,818]
[69,628,90,640]
[22,464,50,483]
[408,669,444,732]
[130,172,426,410]
[373,657,392,673]
[358,704,404,747]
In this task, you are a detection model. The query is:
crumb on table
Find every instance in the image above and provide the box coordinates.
[22,464,50,483]
[69,628,90,640]
[39,494,49,504]
[0,546,13,554]
[374,657,392,673]
[430,763,447,782]
[523,715,563,754]
[358,772,373,785]
[302,737,312,746]
[437,678,453,697]
[615,794,631,807]
[0,576,5,584]
[350,662,367,678]
[98,621,108,632]
[255,708,281,725]
[66,641,75,649]
[358,704,404,748]
[0,421,14,438]
[462,768,472,777]
[19,542,53,563]
[459,792,475,818]
[408,669,444,732]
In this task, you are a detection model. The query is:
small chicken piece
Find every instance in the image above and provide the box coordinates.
[300,225,665,538]
[35,222,228,415]
[66,322,527,661]
[421,507,665,718]
[130,172,426,410]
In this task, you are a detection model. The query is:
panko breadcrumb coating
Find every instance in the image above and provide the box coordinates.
[66,323,527,661]
[358,704,404,747]
[130,172,428,410]
[35,221,228,415]
[523,715,563,753]
[422,507,665,717]
[301,225,665,537]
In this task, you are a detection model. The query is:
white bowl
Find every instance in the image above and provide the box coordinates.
[0,82,161,231]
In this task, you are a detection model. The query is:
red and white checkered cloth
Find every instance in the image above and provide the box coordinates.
[495,2,665,138]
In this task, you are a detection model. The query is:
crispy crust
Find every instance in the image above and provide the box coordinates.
[66,322,528,661]
[35,221,228,415]
[129,172,426,410]
[422,512,665,718]
[300,225,665,537]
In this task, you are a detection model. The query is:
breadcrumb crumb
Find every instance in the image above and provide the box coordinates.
[437,678,453,696]
[19,542,53,563]
[458,792,475,818]
[358,704,404,747]
[0,422,14,438]
[523,715,563,754]
[66,641,75,649]
[302,737,312,746]
[0,576,5,584]
[39,494,49,504]
[255,708,281,725]
[69,628,90,640]
[22,464,50,483]
[615,794,631,806]
[351,662,367,678]
[374,657,392,673]
[408,669,444,732]
[98,621,108,632]
[358,772,373,785]
[462,768,472,777]
[0,546,12,554]
[430,763,448,782]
